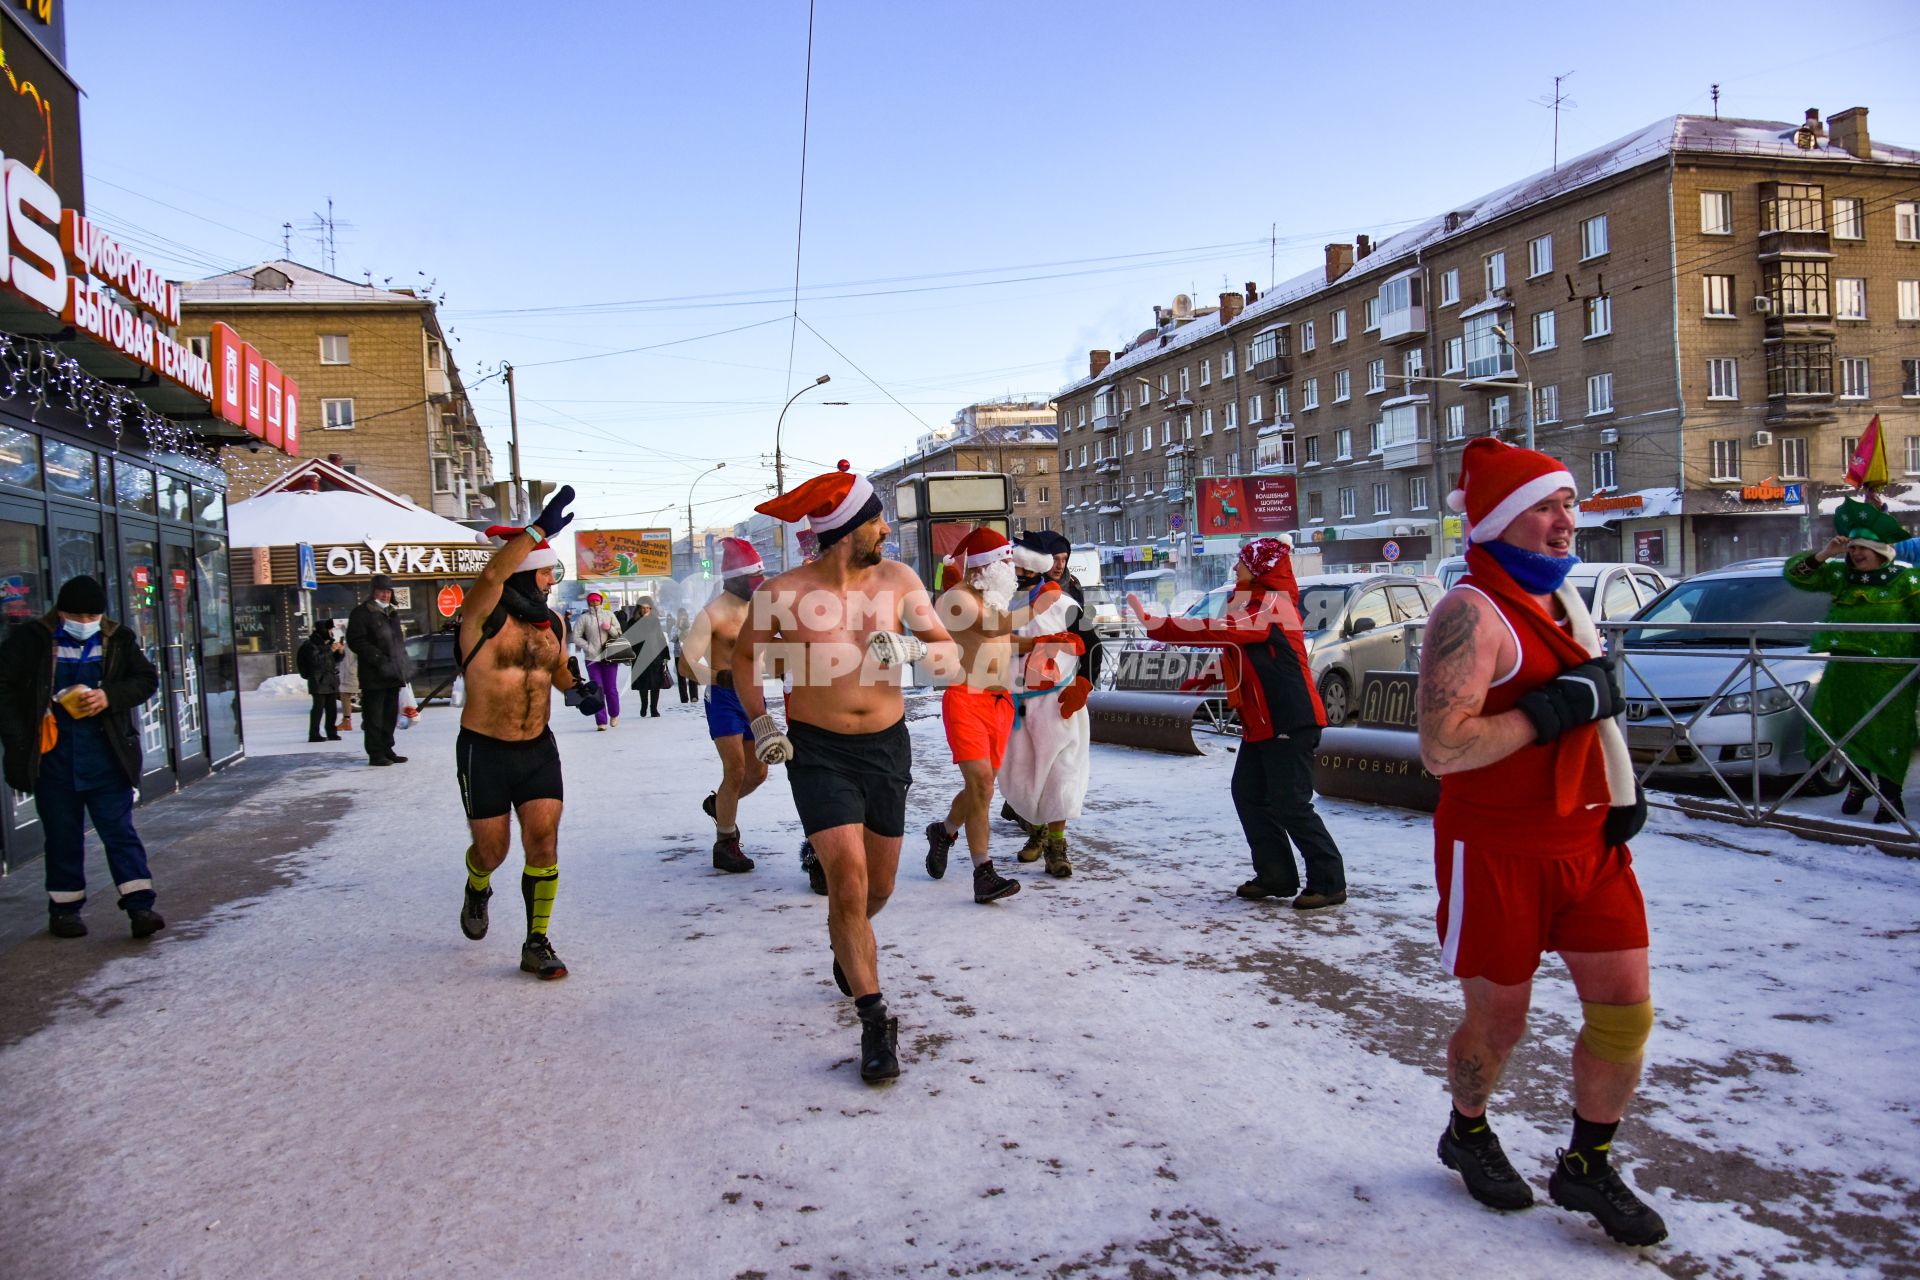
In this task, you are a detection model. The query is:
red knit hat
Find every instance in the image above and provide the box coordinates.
[754,461,880,548]
[948,527,1011,570]
[717,536,763,577]
[1446,438,1577,544]
[1238,537,1290,580]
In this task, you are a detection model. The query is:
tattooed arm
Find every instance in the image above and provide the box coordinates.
[1416,590,1536,775]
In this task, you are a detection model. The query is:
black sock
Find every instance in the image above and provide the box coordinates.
[855,992,886,1018]
[1450,1105,1495,1147]
[1566,1111,1619,1171]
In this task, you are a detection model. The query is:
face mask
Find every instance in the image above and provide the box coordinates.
[63,619,101,641]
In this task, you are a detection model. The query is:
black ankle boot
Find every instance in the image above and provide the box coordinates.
[1874,775,1907,824]
[1841,781,1869,815]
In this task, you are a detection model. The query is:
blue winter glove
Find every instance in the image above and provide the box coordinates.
[532,484,576,540]
[572,679,605,718]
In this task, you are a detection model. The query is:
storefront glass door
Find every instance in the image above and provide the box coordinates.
[162,533,209,784]
[118,529,175,800]
[0,500,43,871]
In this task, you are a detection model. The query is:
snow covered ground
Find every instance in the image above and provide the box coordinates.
[1,689,1916,1279]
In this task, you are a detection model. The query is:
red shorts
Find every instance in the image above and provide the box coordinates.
[943,685,1015,769]
[1433,833,1648,986]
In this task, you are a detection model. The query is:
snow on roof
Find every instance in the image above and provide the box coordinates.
[1059,112,1920,399]
[228,489,488,548]
[179,260,431,308]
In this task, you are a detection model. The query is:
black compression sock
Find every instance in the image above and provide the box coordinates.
[1450,1106,1496,1147]
[1566,1111,1620,1170]
[855,992,886,1018]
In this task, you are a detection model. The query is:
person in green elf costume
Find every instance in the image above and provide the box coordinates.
[1784,498,1920,822]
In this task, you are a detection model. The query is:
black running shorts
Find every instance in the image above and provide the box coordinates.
[456,727,564,821]
[785,717,912,838]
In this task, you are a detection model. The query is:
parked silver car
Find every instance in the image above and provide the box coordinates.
[1436,557,1671,621]
[1615,559,1845,791]
[1182,572,1441,724]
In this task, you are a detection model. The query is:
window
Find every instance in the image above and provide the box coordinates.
[1333,369,1351,402]
[1402,347,1425,380]
[1489,395,1511,433]
[1443,336,1465,374]
[1302,377,1319,410]
[1338,487,1357,520]
[1330,309,1348,343]
[1199,359,1211,386]
[1124,432,1134,456]
[1079,404,1089,426]
[1763,183,1826,233]
[322,397,355,430]
[1833,197,1864,240]
[1367,421,1383,454]
[1531,308,1556,351]
[1584,294,1612,338]
[1161,421,1172,445]
[1839,357,1870,399]
[1768,259,1830,316]
[1835,278,1867,321]
[1900,281,1920,322]
[1367,358,1386,394]
[1224,402,1238,431]
[1275,387,1290,419]
[1179,367,1190,394]
[1709,439,1742,483]
[1528,234,1553,278]
[433,457,454,492]
[1781,437,1809,480]
[1485,251,1507,292]
[1160,374,1170,396]
[186,335,209,358]
[1304,435,1321,465]
[1362,297,1379,332]
[1703,275,1736,317]
[1767,343,1834,397]
[1037,457,1048,474]
[1707,357,1739,400]
[1201,408,1214,436]
[1580,214,1610,259]
[1302,320,1316,351]
[1182,413,1194,440]
[1908,436,1920,476]
[1907,359,1920,398]
[1372,481,1391,515]
[1534,384,1559,424]
[1334,427,1353,460]
[319,334,350,364]
[1307,491,1324,521]
[426,336,445,370]
[1079,444,1088,466]
[1592,449,1617,493]
[1900,202,1920,242]
[1248,393,1264,424]
[1464,312,1510,379]
[1440,269,1460,306]
[1587,372,1614,416]
[1444,403,1466,440]
[1222,348,1235,378]
[1701,190,1734,235]
[1408,474,1430,510]
[1841,437,1859,468]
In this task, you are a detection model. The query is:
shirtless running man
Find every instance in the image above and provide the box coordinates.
[734,465,957,1084]
[683,536,770,874]
[924,527,1021,903]
[455,486,597,980]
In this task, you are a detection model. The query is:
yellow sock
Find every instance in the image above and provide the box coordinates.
[465,847,490,892]
[521,864,558,937]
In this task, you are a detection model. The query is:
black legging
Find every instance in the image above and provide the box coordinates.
[309,693,339,740]
[633,658,665,715]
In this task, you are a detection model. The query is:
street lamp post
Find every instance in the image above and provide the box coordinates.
[688,462,726,579]
[1490,324,1536,451]
[774,374,832,570]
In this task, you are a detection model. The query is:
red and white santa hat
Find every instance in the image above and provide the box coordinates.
[485,524,561,571]
[717,536,764,578]
[948,527,1011,572]
[754,461,881,549]
[1446,438,1578,544]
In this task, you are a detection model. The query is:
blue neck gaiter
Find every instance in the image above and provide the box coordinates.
[1480,539,1578,594]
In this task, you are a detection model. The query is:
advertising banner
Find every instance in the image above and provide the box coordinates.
[1194,476,1298,535]
[575,528,674,578]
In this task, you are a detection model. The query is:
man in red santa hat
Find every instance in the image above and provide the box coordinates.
[1418,438,1664,1247]
[732,464,957,1084]
[683,536,771,874]
[923,527,1022,904]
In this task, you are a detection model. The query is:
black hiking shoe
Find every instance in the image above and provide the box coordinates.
[800,841,828,896]
[925,821,954,880]
[461,884,492,940]
[520,933,568,980]
[1548,1150,1668,1246]
[128,908,166,939]
[972,859,1021,904]
[858,1010,900,1083]
[702,791,717,820]
[713,833,755,874]
[1236,879,1295,901]
[1438,1123,1535,1211]
[1000,800,1034,834]
[831,954,851,996]
[48,911,87,939]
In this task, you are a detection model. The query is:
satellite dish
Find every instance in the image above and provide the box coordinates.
[1172,294,1193,318]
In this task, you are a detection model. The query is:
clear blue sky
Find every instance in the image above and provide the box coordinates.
[70,0,1920,543]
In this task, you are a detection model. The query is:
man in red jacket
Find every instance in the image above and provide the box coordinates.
[1128,538,1346,908]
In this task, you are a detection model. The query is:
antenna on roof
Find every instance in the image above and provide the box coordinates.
[282,222,292,258]
[1530,71,1578,171]
[1710,83,1721,120]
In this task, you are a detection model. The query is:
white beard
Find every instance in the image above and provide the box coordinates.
[971,560,1017,613]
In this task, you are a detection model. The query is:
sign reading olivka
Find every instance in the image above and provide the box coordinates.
[0,149,298,455]
[319,543,496,580]
[575,528,673,578]
[1194,476,1298,535]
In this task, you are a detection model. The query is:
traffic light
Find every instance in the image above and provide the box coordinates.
[701,558,712,577]
[524,479,555,518]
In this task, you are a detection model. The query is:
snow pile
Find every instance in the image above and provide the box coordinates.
[253,673,308,697]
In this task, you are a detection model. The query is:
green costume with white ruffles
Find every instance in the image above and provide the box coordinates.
[1783,552,1920,784]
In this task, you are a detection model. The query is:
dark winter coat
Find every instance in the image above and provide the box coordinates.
[346,599,412,691]
[300,629,343,695]
[1138,570,1324,743]
[0,613,160,793]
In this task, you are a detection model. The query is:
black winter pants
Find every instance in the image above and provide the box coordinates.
[309,693,339,740]
[1229,729,1345,895]
[362,686,400,762]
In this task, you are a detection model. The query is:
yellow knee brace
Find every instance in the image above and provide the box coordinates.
[1579,999,1654,1063]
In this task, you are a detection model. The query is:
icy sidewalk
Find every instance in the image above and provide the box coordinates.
[0,690,1914,1278]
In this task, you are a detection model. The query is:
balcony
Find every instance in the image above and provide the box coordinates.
[1164,441,1193,457]
[1378,304,1426,343]
[1253,352,1293,383]
[1098,502,1123,516]
[1163,390,1194,410]
[1163,485,1187,503]
[1092,411,1120,433]
[1380,436,1433,470]
[1095,457,1121,474]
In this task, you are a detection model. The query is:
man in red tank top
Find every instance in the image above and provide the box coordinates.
[1416,440,1666,1247]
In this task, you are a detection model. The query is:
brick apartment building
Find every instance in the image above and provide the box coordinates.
[1054,106,1920,583]
[868,399,1061,540]
[180,261,496,521]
